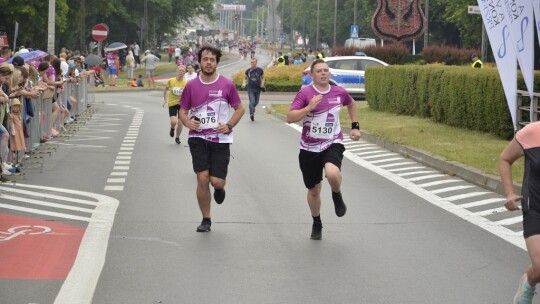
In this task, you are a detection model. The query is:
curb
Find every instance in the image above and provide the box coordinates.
[266,107,522,197]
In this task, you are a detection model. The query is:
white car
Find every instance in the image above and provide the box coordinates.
[302,54,388,97]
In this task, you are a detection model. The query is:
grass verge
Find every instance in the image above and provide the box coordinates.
[271,103,523,184]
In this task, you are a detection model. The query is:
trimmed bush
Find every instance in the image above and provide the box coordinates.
[422,45,479,66]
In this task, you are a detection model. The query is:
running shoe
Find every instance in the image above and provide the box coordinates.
[2,162,12,170]
[169,128,174,137]
[514,274,536,304]
[196,221,211,232]
[332,191,347,217]
[51,128,59,136]
[250,114,254,121]
[1,169,11,176]
[311,222,322,240]
[214,188,226,204]
[175,138,181,144]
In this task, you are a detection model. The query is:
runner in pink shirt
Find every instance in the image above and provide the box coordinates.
[179,45,245,233]
[287,58,361,240]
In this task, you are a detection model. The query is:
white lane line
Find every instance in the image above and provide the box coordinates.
[416,179,462,187]
[118,152,132,155]
[0,194,95,213]
[107,178,126,183]
[430,185,476,194]
[287,123,525,250]
[476,207,509,216]
[347,147,379,152]
[460,198,505,209]
[360,153,396,159]
[355,150,385,156]
[115,161,130,165]
[496,216,523,226]
[110,172,128,176]
[104,186,124,191]
[397,171,438,177]
[113,166,130,170]
[444,192,490,201]
[387,166,426,172]
[0,203,92,222]
[370,157,406,164]
[378,162,416,168]
[120,147,134,151]
[407,174,446,181]
[0,186,99,206]
[116,156,131,160]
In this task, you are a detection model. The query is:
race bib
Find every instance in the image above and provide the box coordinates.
[199,110,219,129]
[172,87,184,96]
[310,115,335,139]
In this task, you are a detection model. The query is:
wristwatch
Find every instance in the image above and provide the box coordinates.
[226,124,233,132]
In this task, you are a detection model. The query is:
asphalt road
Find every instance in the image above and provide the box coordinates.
[0,50,533,304]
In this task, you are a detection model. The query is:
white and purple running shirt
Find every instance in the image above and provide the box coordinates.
[290,85,353,152]
[180,75,242,143]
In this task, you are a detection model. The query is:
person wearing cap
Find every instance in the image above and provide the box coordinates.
[471,53,483,69]
[140,50,160,88]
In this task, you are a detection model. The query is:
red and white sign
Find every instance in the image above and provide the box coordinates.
[92,23,109,41]
[0,34,8,47]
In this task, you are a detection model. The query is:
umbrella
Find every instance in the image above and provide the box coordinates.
[85,54,102,67]
[7,50,48,64]
[105,42,127,52]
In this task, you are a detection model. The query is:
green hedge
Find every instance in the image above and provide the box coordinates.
[365,65,519,139]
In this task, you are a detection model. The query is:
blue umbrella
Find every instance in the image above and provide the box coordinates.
[7,50,48,63]
[105,42,127,52]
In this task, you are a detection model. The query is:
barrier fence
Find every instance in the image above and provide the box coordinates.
[5,73,95,166]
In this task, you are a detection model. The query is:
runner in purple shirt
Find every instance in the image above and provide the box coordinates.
[287,58,361,240]
[179,45,245,233]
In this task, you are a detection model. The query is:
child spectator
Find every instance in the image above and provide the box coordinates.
[8,98,25,166]
[136,75,144,87]
[127,78,138,87]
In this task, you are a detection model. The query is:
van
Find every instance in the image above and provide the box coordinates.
[344,38,376,48]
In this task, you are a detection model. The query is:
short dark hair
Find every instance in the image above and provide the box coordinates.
[197,45,222,64]
[310,59,326,72]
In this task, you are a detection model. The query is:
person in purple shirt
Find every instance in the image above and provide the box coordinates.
[287,59,361,240]
[179,45,245,233]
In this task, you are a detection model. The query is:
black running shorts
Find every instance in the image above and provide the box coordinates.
[188,137,230,179]
[298,143,345,189]
[168,104,180,117]
[522,198,540,238]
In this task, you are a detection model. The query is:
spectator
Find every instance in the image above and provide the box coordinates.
[125,50,135,79]
[140,50,160,88]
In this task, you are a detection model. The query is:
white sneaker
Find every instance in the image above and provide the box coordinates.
[66,117,74,123]
[2,169,11,176]
[2,162,12,170]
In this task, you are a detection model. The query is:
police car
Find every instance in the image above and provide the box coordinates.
[301,53,388,97]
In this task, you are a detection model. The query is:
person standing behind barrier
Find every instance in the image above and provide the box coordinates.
[141,50,160,88]
[178,45,245,232]
[0,64,13,179]
[242,58,264,122]
[163,65,187,144]
[471,53,483,69]
[125,50,135,80]
[106,51,118,86]
[0,47,11,64]
[7,98,25,166]
[286,59,361,240]
[132,42,140,69]
[499,121,540,303]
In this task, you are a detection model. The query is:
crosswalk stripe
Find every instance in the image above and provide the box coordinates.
[0,194,95,213]
[416,179,462,187]
[444,192,490,201]
[407,174,446,181]
[397,171,438,177]
[460,198,505,209]
[430,185,475,194]
[0,186,99,206]
[0,203,91,222]
[387,166,425,172]
[378,162,416,168]
[496,216,523,226]
[475,207,509,216]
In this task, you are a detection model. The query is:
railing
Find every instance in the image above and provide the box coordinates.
[516,90,540,129]
[6,73,94,165]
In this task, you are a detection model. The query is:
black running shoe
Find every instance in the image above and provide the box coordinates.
[332,191,347,217]
[214,188,226,204]
[175,138,181,144]
[196,221,211,232]
[250,114,254,121]
[311,222,322,240]
[169,128,174,137]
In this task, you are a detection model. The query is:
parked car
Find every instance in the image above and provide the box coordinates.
[301,54,388,98]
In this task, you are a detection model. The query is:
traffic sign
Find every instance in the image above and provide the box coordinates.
[351,25,359,39]
[92,23,108,41]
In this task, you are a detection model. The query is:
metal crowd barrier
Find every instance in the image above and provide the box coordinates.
[7,74,92,156]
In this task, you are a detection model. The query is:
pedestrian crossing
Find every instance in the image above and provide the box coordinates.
[341,138,525,248]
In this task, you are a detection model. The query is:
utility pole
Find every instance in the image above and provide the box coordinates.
[353,0,357,25]
[47,0,56,55]
[316,0,319,49]
[333,0,337,48]
[424,0,429,47]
